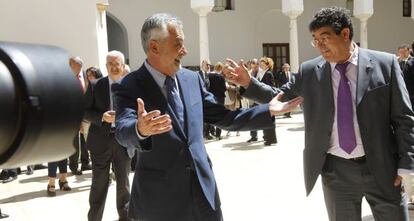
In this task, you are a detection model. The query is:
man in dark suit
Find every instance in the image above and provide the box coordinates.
[275,63,293,118]
[207,63,227,139]
[84,51,131,221]
[225,7,414,221]
[198,59,213,140]
[398,44,414,106]
[113,13,302,221]
[69,56,91,175]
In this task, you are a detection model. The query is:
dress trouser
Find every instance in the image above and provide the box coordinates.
[322,154,408,221]
[69,132,89,171]
[88,136,131,221]
[263,127,277,144]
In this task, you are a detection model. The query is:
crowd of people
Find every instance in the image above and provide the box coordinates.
[1,6,414,221]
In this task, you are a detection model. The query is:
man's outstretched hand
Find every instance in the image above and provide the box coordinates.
[269,93,303,116]
[136,98,172,136]
[223,58,251,88]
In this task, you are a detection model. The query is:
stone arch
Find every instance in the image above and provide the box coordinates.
[106,12,130,64]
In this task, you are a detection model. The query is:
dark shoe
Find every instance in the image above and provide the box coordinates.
[81,164,92,171]
[47,185,56,197]
[58,180,71,191]
[0,170,8,180]
[34,164,48,170]
[26,166,34,175]
[246,138,258,143]
[2,175,17,184]
[0,211,9,219]
[205,135,214,140]
[71,170,82,176]
[264,141,277,146]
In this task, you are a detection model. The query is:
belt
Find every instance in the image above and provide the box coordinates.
[327,154,366,164]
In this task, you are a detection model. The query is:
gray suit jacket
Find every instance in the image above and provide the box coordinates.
[243,48,414,198]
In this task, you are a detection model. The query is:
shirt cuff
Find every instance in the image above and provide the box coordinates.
[398,168,414,176]
[135,125,148,140]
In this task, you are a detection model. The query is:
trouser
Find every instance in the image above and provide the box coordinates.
[322,154,408,221]
[88,137,131,221]
[48,159,68,178]
[263,127,277,143]
[69,132,89,171]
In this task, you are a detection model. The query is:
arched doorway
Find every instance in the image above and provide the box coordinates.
[106,13,129,64]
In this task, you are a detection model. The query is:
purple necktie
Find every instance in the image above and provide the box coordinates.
[336,62,356,154]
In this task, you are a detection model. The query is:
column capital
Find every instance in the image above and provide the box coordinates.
[353,0,373,21]
[191,0,214,16]
[282,0,304,18]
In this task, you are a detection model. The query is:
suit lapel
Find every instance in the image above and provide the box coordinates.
[101,77,110,109]
[356,49,374,106]
[176,71,190,139]
[316,60,335,131]
[138,66,187,141]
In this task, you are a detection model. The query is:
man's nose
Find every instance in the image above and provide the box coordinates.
[180,46,188,56]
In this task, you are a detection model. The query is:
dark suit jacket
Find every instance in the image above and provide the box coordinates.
[83,77,116,154]
[243,48,414,199]
[275,71,289,87]
[260,70,275,87]
[113,64,275,220]
[401,57,414,101]
[207,73,226,104]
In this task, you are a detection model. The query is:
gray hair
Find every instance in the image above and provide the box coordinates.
[141,13,183,54]
[69,56,83,67]
[106,50,125,64]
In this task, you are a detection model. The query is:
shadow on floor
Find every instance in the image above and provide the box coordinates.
[0,185,91,204]
[222,141,267,151]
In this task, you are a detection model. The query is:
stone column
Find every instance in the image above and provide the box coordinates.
[191,0,214,64]
[96,1,109,75]
[412,0,414,22]
[353,0,373,49]
[282,0,303,73]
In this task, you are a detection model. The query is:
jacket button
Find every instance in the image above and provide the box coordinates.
[185,166,191,171]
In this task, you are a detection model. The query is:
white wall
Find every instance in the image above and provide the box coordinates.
[108,0,414,70]
[0,0,104,70]
[1,0,412,72]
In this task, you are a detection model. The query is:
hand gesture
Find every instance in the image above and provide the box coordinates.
[102,110,116,123]
[136,98,172,136]
[223,58,251,87]
[269,93,303,116]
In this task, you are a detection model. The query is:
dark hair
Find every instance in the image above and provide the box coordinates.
[309,7,353,40]
[86,66,103,79]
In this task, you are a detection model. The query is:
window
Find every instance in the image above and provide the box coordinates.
[225,0,234,10]
[262,43,289,72]
[213,0,234,12]
[403,0,411,17]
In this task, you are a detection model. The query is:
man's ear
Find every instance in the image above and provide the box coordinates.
[341,28,350,41]
[149,40,159,54]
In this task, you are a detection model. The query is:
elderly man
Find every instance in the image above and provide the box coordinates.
[113,13,302,221]
[84,51,131,221]
[69,56,91,175]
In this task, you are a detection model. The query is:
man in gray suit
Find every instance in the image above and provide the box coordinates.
[225,7,414,221]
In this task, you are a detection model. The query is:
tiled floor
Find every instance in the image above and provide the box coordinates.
[0,113,412,220]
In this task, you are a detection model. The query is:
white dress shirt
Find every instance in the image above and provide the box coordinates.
[327,44,365,159]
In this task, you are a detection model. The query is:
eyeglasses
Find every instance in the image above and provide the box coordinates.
[311,35,331,47]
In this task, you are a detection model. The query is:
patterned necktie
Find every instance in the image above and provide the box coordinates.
[165,76,185,129]
[336,61,356,154]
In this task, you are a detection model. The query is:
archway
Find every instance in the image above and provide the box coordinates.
[106,13,130,64]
